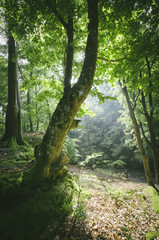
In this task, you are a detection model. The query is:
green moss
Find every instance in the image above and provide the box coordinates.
[145,186,159,214]
[0,172,22,194]
[23,134,42,147]
[146,231,159,240]
[0,144,34,176]
[0,173,74,240]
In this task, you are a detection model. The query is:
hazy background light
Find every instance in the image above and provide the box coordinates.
[0,35,7,45]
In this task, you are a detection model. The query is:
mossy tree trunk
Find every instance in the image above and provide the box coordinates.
[27,0,98,185]
[119,80,155,187]
[1,32,24,146]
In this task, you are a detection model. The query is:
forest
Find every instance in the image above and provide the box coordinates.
[0,0,159,239]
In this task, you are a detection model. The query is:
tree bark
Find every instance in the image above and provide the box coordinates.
[1,32,24,146]
[64,18,73,93]
[85,115,92,156]
[141,90,159,184]
[140,57,159,184]
[25,0,98,185]
[119,81,154,187]
[27,87,34,132]
[35,85,40,132]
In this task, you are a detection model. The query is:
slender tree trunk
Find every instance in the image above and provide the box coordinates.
[35,85,40,132]
[85,115,92,155]
[16,71,24,145]
[64,18,73,94]
[46,100,51,121]
[140,57,159,184]
[141,91,159,184]
[25,0,98,186]
[1,32,24,146]
[119,81,154,187]
[27,87,34,132]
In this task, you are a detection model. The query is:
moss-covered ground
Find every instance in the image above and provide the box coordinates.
[0,133,74,240]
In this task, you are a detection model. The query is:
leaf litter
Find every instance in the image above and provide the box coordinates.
[55,165,159,240]
[1,145,158,240]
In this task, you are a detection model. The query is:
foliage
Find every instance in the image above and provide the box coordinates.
[79,152,103,168]
[64,136,81,165]
[70,85,139,170]
[73,174,91,204]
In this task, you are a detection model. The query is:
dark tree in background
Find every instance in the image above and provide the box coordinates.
[1,32,24,146]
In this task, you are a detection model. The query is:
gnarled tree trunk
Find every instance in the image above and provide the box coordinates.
[26,0,98,186]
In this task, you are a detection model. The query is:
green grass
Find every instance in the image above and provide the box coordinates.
[146,231,159,240]
[72,174,92,204]
[144,187,159,240]
[145,186,159,214]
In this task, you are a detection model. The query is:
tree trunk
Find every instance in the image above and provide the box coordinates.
[1,32,24,146]
[85,115,92,156]
[142,57,159,184]
[46,100,52,121]
[25,0,98,186]
[35,85,40,132]
[27,87,34,132]
[119,81,154,187]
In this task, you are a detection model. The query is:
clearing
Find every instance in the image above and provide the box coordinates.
[51,165,159,240]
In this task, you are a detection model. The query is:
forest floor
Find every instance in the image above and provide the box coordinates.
[52,165,159,240]
[0,133,159,240]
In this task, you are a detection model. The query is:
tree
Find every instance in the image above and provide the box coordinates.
[139,58,159,184]
[21,0,99,186]
[0,32,8,136]
[0,0,25,146]
[96,0,159,187]
[85,115,93,156]
[27,87,34,132]
[1,32,24,146]
[119,80,154,187]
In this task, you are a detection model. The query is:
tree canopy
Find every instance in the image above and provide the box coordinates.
[0,0,159,183]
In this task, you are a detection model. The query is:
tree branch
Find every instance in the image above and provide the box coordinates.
[45,0,68,29]
[64,17,73,93]
[145,56,153,121]
[139,121,151,147]
[18,65,26,81]
[75,0,98,94]
[141,91,150,121]
[52,7,68,30]
[132,88,141,110]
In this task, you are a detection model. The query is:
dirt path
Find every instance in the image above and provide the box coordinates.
[55,165,159,240]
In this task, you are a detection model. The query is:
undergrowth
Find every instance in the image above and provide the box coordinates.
[0,173,74,240]
[0,134,74,240]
